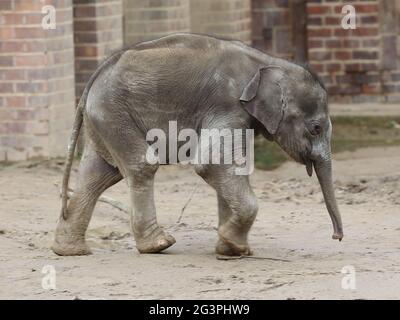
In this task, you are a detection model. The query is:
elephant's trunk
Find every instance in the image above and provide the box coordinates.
[313,155,343,241]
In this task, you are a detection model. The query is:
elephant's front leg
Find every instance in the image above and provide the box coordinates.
[127,165,176,253]
[196,165,258,256]
[215,195,239,256]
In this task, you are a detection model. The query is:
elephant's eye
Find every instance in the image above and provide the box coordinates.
[311,124,322,135]
[307,122,322,136]
[315,124,322,133]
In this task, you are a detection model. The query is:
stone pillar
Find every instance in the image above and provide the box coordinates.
[124,0,191,45]
[251,0,292,58]
[290,0,308,63]
[190,0,252,43]
[380,0,400,102]
[73,0,124,99]
[0,0,75,160]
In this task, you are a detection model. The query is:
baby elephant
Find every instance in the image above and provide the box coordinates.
[52,33,343,257]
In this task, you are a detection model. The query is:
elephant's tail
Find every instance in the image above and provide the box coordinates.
[60,94,85,220]
[60,49,125,220]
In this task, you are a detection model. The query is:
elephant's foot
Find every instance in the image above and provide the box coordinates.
[52,237,92,256]
[216,224,253,256]
[52,222,92,256]
[135,228,176,253]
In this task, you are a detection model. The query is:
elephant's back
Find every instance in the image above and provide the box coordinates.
[131,33,239,53]
[85,33,257,138]
[105,36,233,110]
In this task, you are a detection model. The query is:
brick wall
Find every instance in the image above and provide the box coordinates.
[252,0,400,103]
[0,0,75,161]
[123,0,191,45]
[307,0,400,103]
[1,0,400,162]
[73,0,123,99]
[190,0,252,43]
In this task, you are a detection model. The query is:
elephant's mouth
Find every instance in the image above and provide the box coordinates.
[300,153,314,177]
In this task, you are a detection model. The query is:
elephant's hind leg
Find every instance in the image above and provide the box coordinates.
[52,144,122,256]
[85,106,175,254]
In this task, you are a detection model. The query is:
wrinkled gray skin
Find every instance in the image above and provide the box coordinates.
[52,33,343,256]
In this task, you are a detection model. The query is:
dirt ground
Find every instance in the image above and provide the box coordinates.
[0,146,399,300]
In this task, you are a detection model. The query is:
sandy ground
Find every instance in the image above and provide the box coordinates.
[0,146,399,300]
[330,103,400,116]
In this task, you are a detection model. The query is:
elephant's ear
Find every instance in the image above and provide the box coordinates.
[240,66,286,135]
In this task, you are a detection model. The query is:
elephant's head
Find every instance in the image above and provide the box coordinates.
[240,65,343,241]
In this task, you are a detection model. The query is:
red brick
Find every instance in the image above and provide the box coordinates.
[361,15,378,24]
[0,27,14,40]
[327,86,340,96]
[308,28,332,38]
[307,5,331,15]
[345,63,361,72]
[308,17,322,26]
[334,28,351,37]
[309,63,324,73]
[13,0,43,11]
[74,46,98,58]
[0,109,36,121]
[325,16,340,25]
[6,97,26,108]
[352,27,379,37]
[1,12,42,25]
[362,84,382,95]
[337,84,362,95]
[26,41,47,52]
[15,82,48,94]
[27,69,48,80]
[0,83,14,93]
[0,122,27,135]
[335,51,351,60]
[359,63,379,72]
[1,13,24,24]
[336,74,353,84]
[326,39,341,49]
[326,63,341,72]
[353,4,379,14]
[0,41,25,52]
[15,55,47,67]
[73,20,97,32]
[73,5,97,18]
[0,56,13,66]
[309,51,332,61]
[0,1,12,10]
[14,27,43,39]
[0,69,25,81]
[334,4,378,14]
[353,51,378,60]
[308,40,323,49]
[342,39,360,49]
[362,39,380,48]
